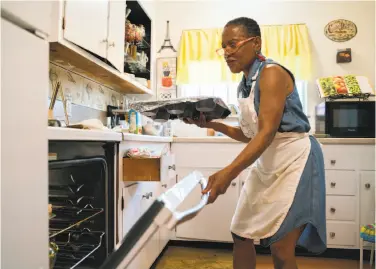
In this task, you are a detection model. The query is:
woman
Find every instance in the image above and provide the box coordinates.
[184,17,326,269]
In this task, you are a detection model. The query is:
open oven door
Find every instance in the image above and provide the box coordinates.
[99,171,209,269]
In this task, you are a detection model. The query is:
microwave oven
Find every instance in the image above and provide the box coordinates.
[315,100,375,138]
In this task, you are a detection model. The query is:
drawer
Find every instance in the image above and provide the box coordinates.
[325,170,356,196]
[326,196,356,221]
[123,153,175,182]
[327,221,357,247]
[322,145,357,170]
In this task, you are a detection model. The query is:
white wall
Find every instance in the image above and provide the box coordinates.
[151,0,375,135]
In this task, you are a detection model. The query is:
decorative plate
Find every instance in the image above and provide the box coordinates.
[324,19,357,42]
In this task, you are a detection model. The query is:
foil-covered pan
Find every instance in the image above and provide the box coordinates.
[129,97,231,122]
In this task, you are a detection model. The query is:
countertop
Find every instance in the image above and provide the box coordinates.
[173,136,376,145]
[48,127,173,143]
[48,127,123,141]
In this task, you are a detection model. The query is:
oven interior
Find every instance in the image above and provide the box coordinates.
[48,141,116,269]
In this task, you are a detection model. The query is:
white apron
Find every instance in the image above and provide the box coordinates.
[230,66,312,240]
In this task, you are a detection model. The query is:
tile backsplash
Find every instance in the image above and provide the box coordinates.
[49,63,124,112]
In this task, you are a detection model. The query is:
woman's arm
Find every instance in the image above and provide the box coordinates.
[227,64,294,177]
[206,121,250,143]
[183,118,250,143]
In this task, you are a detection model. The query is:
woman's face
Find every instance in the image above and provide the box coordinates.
[221,25,261,74]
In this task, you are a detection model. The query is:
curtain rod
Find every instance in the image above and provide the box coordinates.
[182,23,306,32]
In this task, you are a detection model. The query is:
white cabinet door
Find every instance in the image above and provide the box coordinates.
[1,1,52,35]
[107,0,125,72]
[2,18,49,269]
[138,182,161,269]
[159,176,176,252]
[176,168,239,243]
[359,171,375,227]
[122,184,143,269]
[64,0,109,58]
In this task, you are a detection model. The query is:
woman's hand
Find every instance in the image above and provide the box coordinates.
[182,113,211,128]
[202,166,238,204]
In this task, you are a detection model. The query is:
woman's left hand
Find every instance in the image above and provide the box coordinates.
[202,166,237,204]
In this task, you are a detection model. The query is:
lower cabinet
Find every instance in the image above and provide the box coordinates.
[122,182,161,269]
[175,168,240,242]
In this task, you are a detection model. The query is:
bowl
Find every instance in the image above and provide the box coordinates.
[154,109,170,123]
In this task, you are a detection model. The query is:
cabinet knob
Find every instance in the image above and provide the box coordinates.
[330,207,336,213]
[330,160,336,165]
[108,41,115,47]
[242,181,245,186]
[162,184,167,188]
[142,192,153,199]
[330,182,336,188]
[100,39,108,43]
[231,182,237,187]
[365,183,371,189]
[330,232,335,238]
[168,165,176,171]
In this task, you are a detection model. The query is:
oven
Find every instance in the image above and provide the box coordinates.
[316,100,375,138]
[48,140,118,268]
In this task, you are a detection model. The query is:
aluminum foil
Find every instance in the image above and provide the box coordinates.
[129,96,231,122]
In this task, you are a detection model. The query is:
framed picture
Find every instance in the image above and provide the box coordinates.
[337,48,352,63]
[156,57,177,100]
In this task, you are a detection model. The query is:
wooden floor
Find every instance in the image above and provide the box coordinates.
[154,246,371,269]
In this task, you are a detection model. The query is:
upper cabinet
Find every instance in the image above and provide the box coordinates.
[1,1,52,36]
[64,0,109,59]
[49,0,153,95]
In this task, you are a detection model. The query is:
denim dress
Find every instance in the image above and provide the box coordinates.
[231,56,327,254]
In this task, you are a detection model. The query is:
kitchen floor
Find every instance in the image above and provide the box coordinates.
[153,246,371,269]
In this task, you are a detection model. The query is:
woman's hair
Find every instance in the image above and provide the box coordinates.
[225,17,261,37]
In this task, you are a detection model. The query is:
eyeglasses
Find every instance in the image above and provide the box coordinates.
[216,37,256,56]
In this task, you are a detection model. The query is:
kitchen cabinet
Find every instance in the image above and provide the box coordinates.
[107,0,126,72]
[64,0,109,59]
[121,140,175,269]
[172,141,375,250]
[176,168,240,242]
[1,1,52,36]
[49,0,153,94]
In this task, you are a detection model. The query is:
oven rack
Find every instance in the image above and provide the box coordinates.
[52,229,105,269]
[49,205,104,239]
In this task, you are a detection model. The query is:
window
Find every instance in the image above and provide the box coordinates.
[178,80,308,115]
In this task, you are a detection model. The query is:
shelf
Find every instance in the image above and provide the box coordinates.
[52,229,104,269]
[49,204,104,239]
[50,41,153,95]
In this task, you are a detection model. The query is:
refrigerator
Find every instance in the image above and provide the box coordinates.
[1,4,50,268]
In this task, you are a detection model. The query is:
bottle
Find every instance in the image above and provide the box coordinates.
[128,109,138,134]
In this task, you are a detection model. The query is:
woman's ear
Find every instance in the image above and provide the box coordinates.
[254,37,262,52]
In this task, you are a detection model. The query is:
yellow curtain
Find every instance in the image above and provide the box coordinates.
[176,24,312,85]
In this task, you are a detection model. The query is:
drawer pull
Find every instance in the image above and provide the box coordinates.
[330,207,336,213]
[231,182,237,187]
[330,160,336,165]
[365,183,371,189]
[162,184,167,188]
[330,232,336,238]
[168,165,176,171]
[242,181,245,186]
[330,182,336,188]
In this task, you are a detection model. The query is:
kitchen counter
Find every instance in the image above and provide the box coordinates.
[173,136,376,145]
[122,133,173,143]
[48,127,123,141]
[48,127,173,143]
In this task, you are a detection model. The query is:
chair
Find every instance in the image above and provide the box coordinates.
[360,224,375,268]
